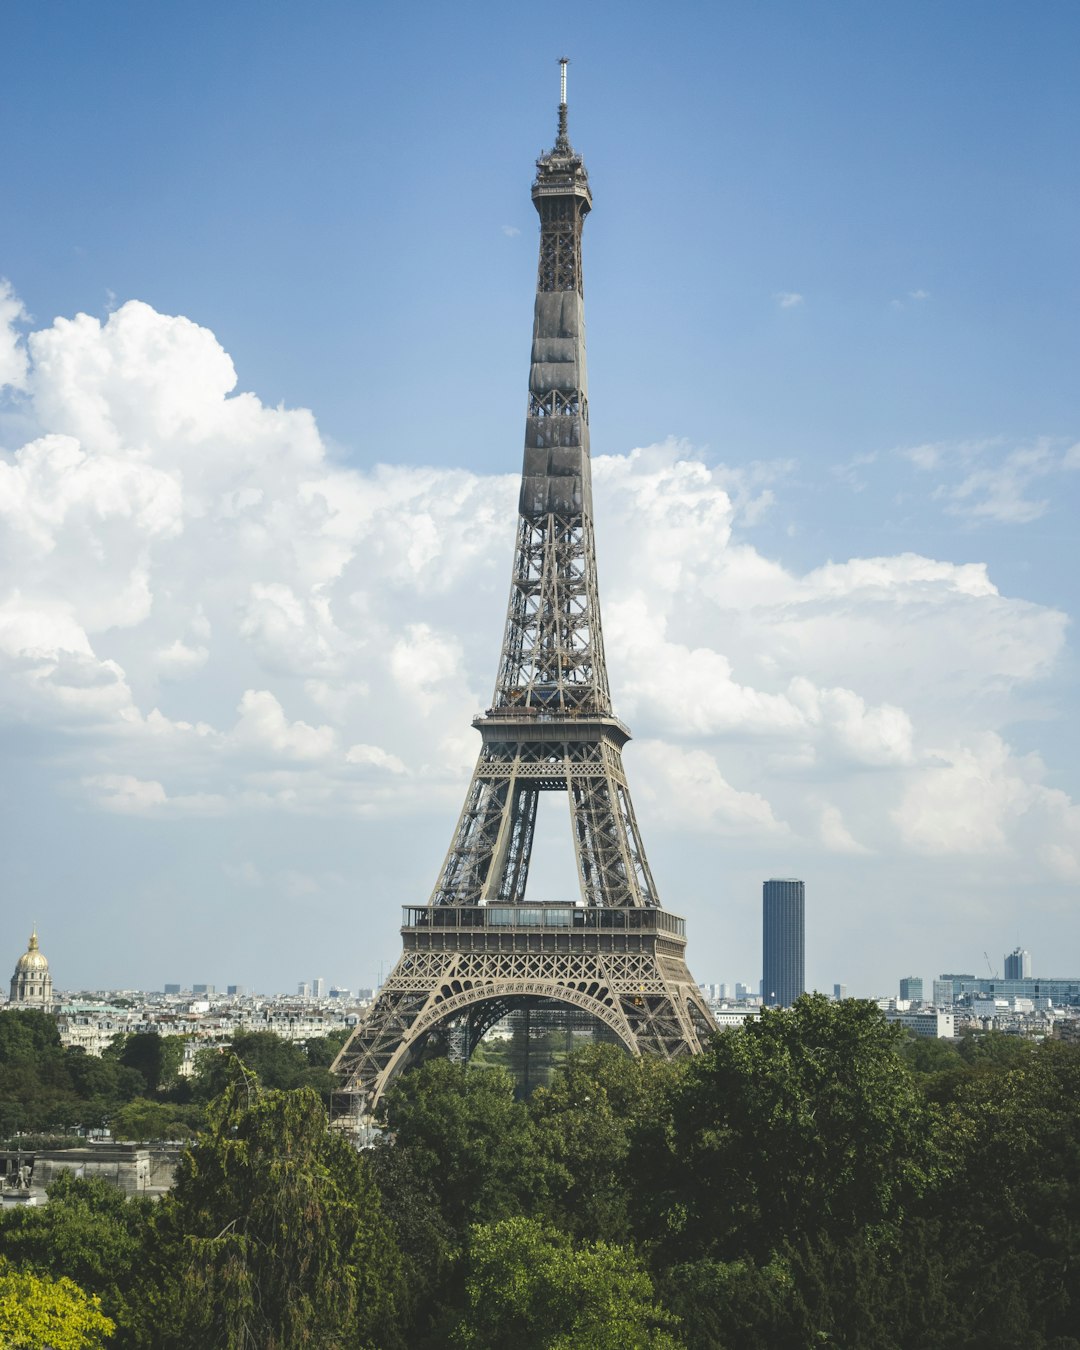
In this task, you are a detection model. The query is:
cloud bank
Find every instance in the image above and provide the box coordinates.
[1,287,1076,988]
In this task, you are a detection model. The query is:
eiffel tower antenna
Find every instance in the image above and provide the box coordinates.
[333,65,716,1117]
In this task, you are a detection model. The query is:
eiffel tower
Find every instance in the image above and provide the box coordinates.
[334,62,716,1112]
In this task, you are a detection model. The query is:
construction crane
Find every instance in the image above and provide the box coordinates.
[984,951,998,979]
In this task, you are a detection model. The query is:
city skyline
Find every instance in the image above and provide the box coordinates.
[8,929,1063,1008]
[1,4,1079,996]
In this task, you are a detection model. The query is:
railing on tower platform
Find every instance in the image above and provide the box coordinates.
[401,904,685,937]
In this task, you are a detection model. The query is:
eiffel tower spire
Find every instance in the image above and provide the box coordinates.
[498,55,605,715]
[333,65,716,1114]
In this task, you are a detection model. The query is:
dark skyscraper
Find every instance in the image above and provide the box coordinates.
[1004,947,1031,979]
[762,879,805,1007]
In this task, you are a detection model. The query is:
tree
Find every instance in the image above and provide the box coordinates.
[302,1028,351,1068]
[191,1031,333,1102]
[367,1142,458,1350]
[529,1044,683,1243]
[651,995,934,1265]
[452,1216,683,1349]
[108,1098,201,1142]
[0,1012,146,1135]
[0,1009,64,1063]
[0,1173,154,1342]
[145,1075,405,1349]
[955,1027,1038,1069]
[660,1228,965,1350]
[896,1029,970,1106]
[65,1054,146,1122]
[106,1033,185,1094]
[0,1259,114,1349]
[382,1059,538,1234]
[927,1039,1080,1344]
[657,1255,803,1350]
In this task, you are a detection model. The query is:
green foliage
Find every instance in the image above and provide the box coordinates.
[470,1020,590,1094]
[661,1230,966,1350]
[652,995,934,1265]
[0,1133,85,1151]
[0,1257,115,1349]
[452,1216,683,1350]
[897,1029,962,1076]
[529,1043,683,1242]
[895,1030,971,1105]
[0,1012,146,1134]
[0,1173,153,1342]
[928,1039,1080,1344]
[955,1026,1038,1068]
[6,1005,1080,1347]
[146,1075,405,1349]
[66,1056,146,1117]
[366,1140,458,1348]
[383,1059,538,1233]
[108,1098,202,1142]
[302,1027,351,1067]
[191,1031,334,1102]
[0,1009,63,1062]
[658,1255,804,1350]
[105,1033,185,1094]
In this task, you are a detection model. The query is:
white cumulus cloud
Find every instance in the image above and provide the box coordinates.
[1,284,1077,983]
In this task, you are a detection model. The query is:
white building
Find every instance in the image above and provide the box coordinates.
[885,1008,955,1039]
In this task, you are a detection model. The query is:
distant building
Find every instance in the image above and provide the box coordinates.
[8,930,54,1009]
[885,1008,955,1039]
[944,975,1080,1005]
[1004,948,1032,979]
[163,984,181,996]
[226,985,247,998]
[899,976,923,1003]
[938,974,976,1000]
[932,979,953,1006]
[297,982,311,998]
[192,984,214,996]
[762,879,805,1008]
[735,982,751,1001]
[312,978,326,999]
[712,1007,761,1029]
[833,983,847,1001]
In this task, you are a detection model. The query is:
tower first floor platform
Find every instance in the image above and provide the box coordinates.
[332,902,714,1113]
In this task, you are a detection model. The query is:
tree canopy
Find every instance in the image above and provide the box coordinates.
[0,1010,146,1135]
[652,994,934,1265]
[4,1001,1080,1347]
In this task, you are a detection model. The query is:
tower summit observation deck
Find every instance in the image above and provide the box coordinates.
[333,63,717,1113]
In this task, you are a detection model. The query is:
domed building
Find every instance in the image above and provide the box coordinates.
[9,930,54,1008]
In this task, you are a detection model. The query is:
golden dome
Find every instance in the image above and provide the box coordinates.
[15,930,49,973]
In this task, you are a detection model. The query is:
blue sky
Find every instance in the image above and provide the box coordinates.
[1,1,1078,997]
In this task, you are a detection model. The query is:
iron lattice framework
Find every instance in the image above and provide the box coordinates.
[334,65,716,1112]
